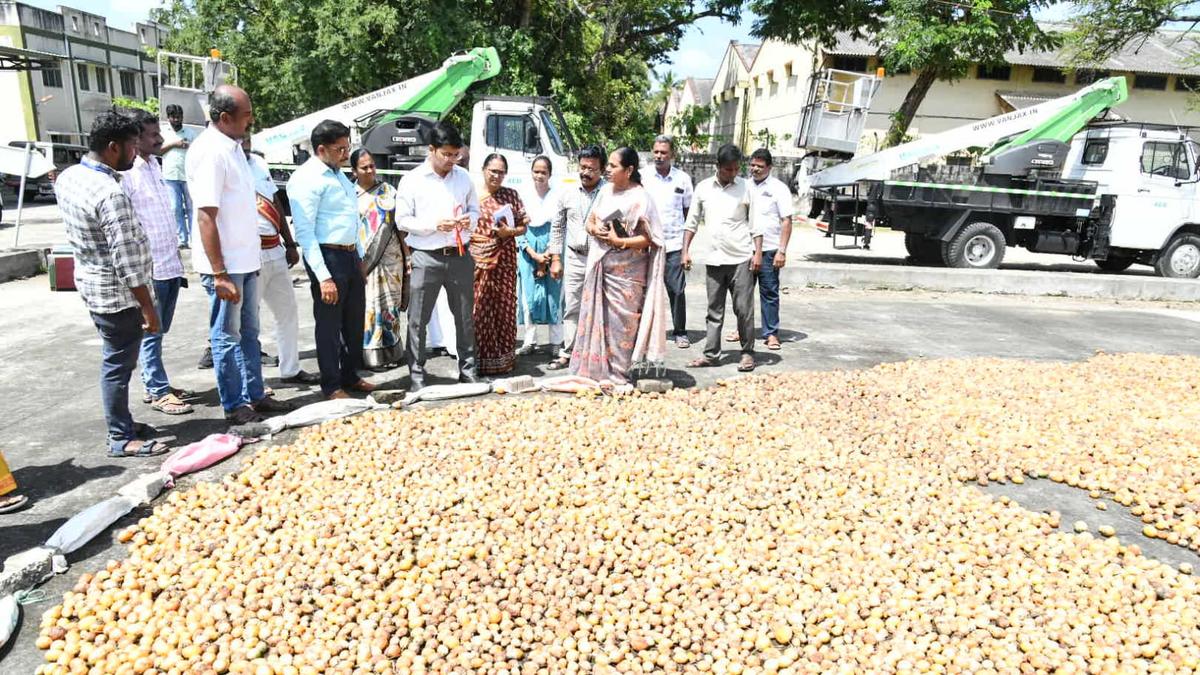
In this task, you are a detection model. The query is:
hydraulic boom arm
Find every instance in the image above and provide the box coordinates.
[252,47,501,164]
[809,76,1129,188]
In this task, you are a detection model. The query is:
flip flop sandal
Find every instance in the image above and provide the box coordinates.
[108,439,169,458]
[724,332,740,343]
[737,356,756,372]
[150,393,194,415]
[0,494,29,513]
[142,387,196,404]
[766,336,782,351]
[688,357,720,368]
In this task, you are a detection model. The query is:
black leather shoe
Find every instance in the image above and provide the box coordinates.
[280,370,321,385]
[458,373,485,385]
[197,346,213,369]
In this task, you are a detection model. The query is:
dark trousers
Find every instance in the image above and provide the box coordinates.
[664,249,687,337]
[703,262,756,360]
[758,250,781,339]
[406,249,477,381]
[305,247,367,395]
[91,307,144,449]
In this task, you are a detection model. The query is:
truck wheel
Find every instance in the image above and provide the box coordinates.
[942,222,1005,269]
[1155,233,1200,278]
[904,232,943,265]
[1094,256,1133,272]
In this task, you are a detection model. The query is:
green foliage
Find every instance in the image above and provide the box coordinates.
[1066,0,1197,64]
[750,0,1057,145]
[750,127,791,150]
[114,97,159,114]
[670,103,717,151]
[152,0,741,150]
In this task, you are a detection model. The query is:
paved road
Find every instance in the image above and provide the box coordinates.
[2,270,1200,670]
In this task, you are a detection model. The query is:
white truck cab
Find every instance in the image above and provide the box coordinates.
[467,96,579,193]
[1062,125,1200,275]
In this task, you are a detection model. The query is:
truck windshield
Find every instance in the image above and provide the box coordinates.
[540,110,564,156]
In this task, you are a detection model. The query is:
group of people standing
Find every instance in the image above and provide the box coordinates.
[57,82,795,457]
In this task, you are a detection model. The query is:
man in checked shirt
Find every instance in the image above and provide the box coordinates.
[56,112,168,458]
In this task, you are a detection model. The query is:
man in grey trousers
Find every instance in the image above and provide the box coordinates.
[682,144,763,373]
[547,144,606,370]
[394,122,482,391]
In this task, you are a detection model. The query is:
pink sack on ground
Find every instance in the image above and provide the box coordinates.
[161,433,246,481]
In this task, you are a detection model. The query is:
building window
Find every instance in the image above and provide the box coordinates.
[830,55,869,72]
[1032,67,1067,84]
[76,64,89,91]
[1075,69,1109,85]
[96,67,107,94]
[92,22,101,37]
[38,11,64,32]
[120,71,137,96]
[70,16,79,32]
[41,66,63,88]
[1175,76,1200,92]
[1141,141,1191,180]
[150,74,159,98]
[976,64,1011,81]
[138,28,146,44]
[1134,74,1168,90]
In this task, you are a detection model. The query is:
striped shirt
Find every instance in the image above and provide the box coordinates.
[56,156,153,314]
[122,155,184,280]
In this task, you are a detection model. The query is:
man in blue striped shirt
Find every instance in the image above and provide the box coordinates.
[287,120,376,399]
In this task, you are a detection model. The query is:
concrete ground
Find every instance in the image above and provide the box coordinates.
[4,197,1200,670]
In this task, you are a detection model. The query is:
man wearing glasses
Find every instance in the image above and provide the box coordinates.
[287,119,377,400]
[394,122,481,392]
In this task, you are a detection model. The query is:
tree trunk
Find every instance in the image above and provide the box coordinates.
[518,0,533,28]
[884,68,938,148]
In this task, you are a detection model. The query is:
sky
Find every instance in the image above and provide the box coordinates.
[660,12,758,81]
[22,0,164,32]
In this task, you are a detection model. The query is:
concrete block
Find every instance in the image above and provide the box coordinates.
[0,248,43,284]
[116,471,171,506]
[0,546,56,597]
[636,379,675,394]
[493,375,538,394]
[371,389,409,405]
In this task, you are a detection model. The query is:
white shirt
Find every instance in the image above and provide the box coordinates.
[749,175,794,252]
[521,185,558,227]
[395,160,480,250]
[248,153,285,263]
[643,165,693,253]
[161,125,199,181]
[684,176,762,266]
[185,127,260,274]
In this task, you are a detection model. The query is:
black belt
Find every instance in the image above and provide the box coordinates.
[417,246,466,256]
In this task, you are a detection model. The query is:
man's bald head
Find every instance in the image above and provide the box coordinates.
[209,84,254,140]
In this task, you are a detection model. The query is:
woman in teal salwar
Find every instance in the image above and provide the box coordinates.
[517,156,563,354]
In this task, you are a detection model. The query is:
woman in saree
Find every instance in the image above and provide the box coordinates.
[352,149,409,370]
[517,155,563,355]
[569,147,668,384]
[471,153,529,375]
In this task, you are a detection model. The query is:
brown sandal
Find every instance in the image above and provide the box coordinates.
[688,357,720,368]
[765,335,781,350]
[737,355,756,372]
[150,393,193,415]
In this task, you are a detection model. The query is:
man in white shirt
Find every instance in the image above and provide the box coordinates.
[394,122,481,392]
[748,148,794,351]
[188,85,292,424]
[160,103,199,248]
[643,135,693,348]
[243,137,319,387]
[682,144,763,373]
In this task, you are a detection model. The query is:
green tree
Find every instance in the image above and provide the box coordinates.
[1066,0,1196,64]
[670,103,716,151]
[750,0,1057,147]
[114,97,159,115]
[152,0,742,149]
